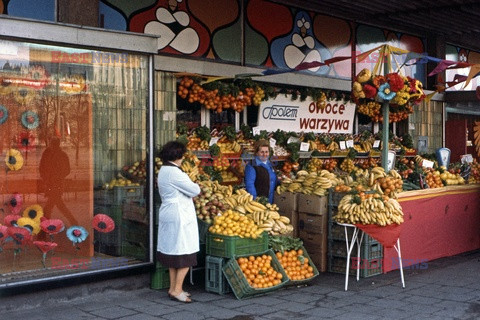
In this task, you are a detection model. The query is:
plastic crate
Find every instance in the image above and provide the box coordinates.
[206,232,268,258]
[328,223,354,241]
[222,249,289,300]
[198,219,211,244]
[328,255,382,278]
[205,255,231,295]
[276,246,319,286]
[361,241,383,260]
[329,190,348,207]
[113,186,144,204]
[121,240,147,261]
[122,220,148,244]
[122,201,147,224]
[151,265,170,290]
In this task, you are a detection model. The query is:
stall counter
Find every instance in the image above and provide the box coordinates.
[383,185,480,273]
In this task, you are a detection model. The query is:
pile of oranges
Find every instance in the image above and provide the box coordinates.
[178,77,264,113]
[425,169,444,188]
[377,176,403,196]
[237,254,284,289]
[276,249,315,281]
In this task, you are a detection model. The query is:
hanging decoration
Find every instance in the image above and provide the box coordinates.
[16,217,41,235]
[0,105,8,125]
[5,148,24,171]
[17,131,36,151]
[22,204,44,223]
[352,45,425,123]
[21,111,40,130]
[13,87,36,105]
[92,214,115,233]
[33,241,58,268]
[4,214,21,227]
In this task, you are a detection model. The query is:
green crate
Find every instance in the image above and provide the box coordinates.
[222,249,289,300]
[205,255,231,295]
[198,218,211,244]
[121,240,147,261]
[280,246,319,286]
[113,186,144,204]
[122,220,148,243]
[206,232,269,258]
[328,255,382,278]
[361,241,383,260]
[151,266,170,290]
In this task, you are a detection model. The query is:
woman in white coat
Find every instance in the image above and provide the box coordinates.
[157,141,200,303]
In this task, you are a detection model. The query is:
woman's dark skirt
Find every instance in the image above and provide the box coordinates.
[156,251,197,269]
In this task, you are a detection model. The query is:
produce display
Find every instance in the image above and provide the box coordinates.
[208,209,263,239]
[276,249,315,281]
[236,254,283,288]
[276,169,341,196]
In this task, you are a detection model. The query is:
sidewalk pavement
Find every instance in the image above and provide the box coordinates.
[2,249,479,320]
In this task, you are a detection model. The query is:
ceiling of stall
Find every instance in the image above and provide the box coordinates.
[273,0,480,52]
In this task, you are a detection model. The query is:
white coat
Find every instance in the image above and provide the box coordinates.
[156,164,201,255]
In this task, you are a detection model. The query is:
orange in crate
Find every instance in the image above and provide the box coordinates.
[237,254,283,289]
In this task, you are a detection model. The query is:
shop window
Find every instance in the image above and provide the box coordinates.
[0,40,149,287]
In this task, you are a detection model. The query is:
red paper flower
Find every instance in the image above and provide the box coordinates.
[0,225,8,243]
[363,84,377,99]
[17,131,36,151]
[40,219,65,235]
[33,241,58,254]
[8,226,32,245]
[6,193,23,215]
[4,214,21,227]
[92,214,115,233]
[386,73,405,92]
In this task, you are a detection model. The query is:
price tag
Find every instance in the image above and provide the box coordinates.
[422,159,434,168]
[300,142,310,152]
[209,137,219,146]
[269,138,276,148]
[339,141,346,150]
[387,150,396,171]
[287,136,300,144]
[346,139,354,148]
[252,126,260,136]
[373,140,381,148]
[461,154,473,164]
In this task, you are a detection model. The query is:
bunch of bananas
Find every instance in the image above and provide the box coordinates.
[181,159,201,181]
[334,193,404,226]
[327,141,340,151]
[217,140,242,154]
[198,180,233,199]
[245,203,294,236]
[359,140,373,152]
[222,189,265,213]
[306,158,323,173]
[276,169,341,196]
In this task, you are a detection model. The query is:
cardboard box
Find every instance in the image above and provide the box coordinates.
[297,194,327,215]
[274,192,298,213]
[302,242,328,272]
[298,212,327,235]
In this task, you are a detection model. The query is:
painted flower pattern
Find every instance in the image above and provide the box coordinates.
[5,148,24,171]
[4,214,21,227]
[8,226,32,245]
[7,193,23,215]
[23,204,44,222]
[17,217,41,235]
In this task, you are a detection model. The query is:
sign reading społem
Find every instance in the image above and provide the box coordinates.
[258,95,355,133]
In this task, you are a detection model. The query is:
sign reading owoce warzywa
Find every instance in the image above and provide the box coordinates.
[257,95,356,134]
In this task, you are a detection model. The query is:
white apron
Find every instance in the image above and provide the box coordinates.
[156,165,201,255]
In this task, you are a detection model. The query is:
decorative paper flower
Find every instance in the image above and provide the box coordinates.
[352,82,365,99]
[7,193,23,215]
[5,148,24,171]
[14,87,36,104]
[66,226,89,244]
[8,226,32,245]
[356,68,372,83]
[4,214,21,227]
[40,219,65,235]
[0,225,8,243]
[386,73,405,92]
[21,111,39,129]
[17,131,36,151]
[92,214,115,233]
[33,241,57,254]
[377,83,396,101]
[0,105,8,125]
[23,204,44,222]
[17,217,41,235]
[363,84,377,99]
[372,75,386,88]
[391,91,410,106]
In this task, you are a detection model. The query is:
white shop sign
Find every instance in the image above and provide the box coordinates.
[257,95,355,134]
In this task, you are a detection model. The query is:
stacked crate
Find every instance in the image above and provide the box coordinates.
[297,194,328,272]
[327,190,383,277]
